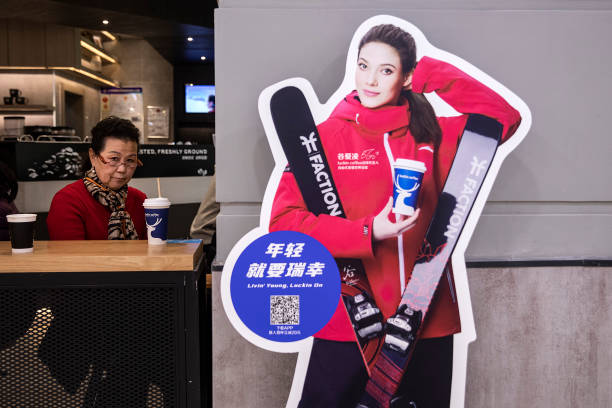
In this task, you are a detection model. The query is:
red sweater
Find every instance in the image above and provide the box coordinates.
[47,180,147,240]
[270,57,521,340]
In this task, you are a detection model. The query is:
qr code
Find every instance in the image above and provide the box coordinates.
[270,295,300,325]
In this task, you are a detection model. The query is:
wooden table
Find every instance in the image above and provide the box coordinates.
[0,240,204,407]
[0,240,203,273]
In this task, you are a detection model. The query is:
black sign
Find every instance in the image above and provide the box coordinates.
[0,142,215,181]
[135,145,215,178]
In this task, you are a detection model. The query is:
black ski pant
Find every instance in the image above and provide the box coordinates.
[298,336,453,408]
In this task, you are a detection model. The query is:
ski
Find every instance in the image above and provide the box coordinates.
[269,85,385,367]
[357,114,503,408]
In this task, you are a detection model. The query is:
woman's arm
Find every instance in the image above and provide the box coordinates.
[270,170,376,259]
[47,190,87,240]
[270,171,420,258]
[412,56,522,142]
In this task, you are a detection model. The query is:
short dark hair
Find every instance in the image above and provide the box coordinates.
[90,116,140,154]
[0,161,18,202]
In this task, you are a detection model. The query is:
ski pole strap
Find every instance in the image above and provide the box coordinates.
[357,114,503,408]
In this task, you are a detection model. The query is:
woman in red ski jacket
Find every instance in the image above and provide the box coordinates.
[270,24,521,408]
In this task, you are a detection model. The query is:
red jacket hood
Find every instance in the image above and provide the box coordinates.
[329,91,411,136]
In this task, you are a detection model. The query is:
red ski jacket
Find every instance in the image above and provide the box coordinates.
[270,57,521,341]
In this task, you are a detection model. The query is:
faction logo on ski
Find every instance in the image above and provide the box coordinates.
[300,131,343,217]
[445,155,489,240]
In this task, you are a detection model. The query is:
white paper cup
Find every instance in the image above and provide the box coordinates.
[7,213,37,253]
[392,159,426,216]
[143,198,171,245]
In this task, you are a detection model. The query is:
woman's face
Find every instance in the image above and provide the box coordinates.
[356,41,412,109]
[89,137,138,190]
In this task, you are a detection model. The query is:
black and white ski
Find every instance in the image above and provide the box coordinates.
[270,86,385,367]
[357,114,502,408]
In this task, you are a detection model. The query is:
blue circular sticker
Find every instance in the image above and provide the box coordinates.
[230,231,340,342]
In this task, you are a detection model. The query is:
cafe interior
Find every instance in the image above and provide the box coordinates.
[0,1,217,406]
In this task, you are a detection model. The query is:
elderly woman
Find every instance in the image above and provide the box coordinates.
[47,116,146,240]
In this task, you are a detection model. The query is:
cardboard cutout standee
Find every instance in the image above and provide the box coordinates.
[221,15,531,408]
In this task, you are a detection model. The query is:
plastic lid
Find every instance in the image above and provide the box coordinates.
[6,213,37,223]
[143,197,171,208]
[394,159,427,172]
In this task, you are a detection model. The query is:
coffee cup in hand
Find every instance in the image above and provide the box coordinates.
[392,159,426,216]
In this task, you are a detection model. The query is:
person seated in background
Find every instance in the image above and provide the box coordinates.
[47,116,146,240]
[0,161,19,241]
[190,173,219,268]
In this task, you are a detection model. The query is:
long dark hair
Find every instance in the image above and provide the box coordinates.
[359,24,442,147]
[0,161,18,202]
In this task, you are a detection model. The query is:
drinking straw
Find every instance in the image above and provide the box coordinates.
[156,177,161,198]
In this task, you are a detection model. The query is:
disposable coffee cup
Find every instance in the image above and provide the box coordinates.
[143,198,170,245]
[7,214,37,253]
[392,159,426,216]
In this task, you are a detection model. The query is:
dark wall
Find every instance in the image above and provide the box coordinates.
[174,63,215,122]
[173,63,215,144]
[53,0,215,27]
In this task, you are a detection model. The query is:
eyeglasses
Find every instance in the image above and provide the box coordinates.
[97,154,142,169]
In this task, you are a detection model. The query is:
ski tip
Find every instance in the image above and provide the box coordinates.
[271,85,303,102]
[270,86,308,113]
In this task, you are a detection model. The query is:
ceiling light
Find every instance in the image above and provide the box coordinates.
[200,56,206,60]
[102,19,109,25]
[187,37,194,42]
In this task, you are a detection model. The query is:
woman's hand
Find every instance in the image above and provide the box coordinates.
[372,197,420,242]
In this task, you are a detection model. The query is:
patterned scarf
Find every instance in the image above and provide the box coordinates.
[83,167,139,240]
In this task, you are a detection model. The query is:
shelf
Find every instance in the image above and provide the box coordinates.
[79,37,119,65]
[0,105,54,114]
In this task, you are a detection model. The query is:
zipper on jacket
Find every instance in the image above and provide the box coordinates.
[383,132,406,292]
